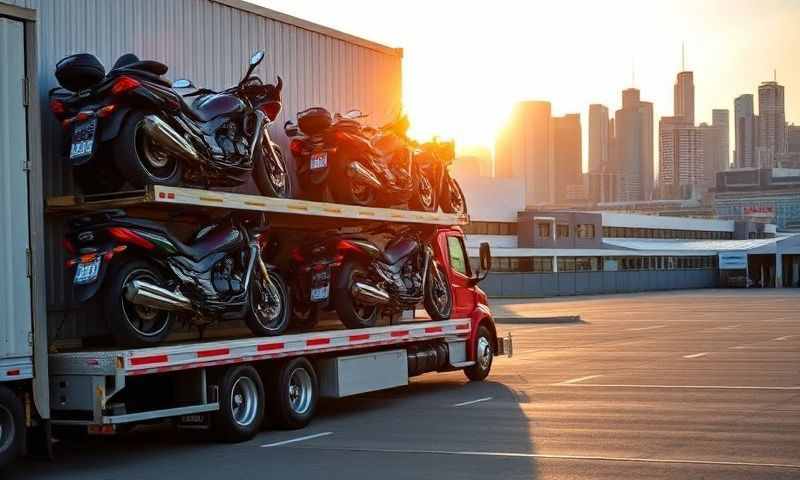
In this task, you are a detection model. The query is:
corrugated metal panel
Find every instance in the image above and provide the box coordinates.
[10,0,402,341]
[0,17,34,359]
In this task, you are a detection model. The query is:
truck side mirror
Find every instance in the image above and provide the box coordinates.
[471,242,491,284]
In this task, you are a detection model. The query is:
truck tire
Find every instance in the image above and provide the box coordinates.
[464,325,493,382]
[0,385,24,469]
[212,365,265,442]
[268,357,318,430]
[334,262,379,329]
[104,260,175,347]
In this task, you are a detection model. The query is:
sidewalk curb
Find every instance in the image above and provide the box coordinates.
[494,315,582,325]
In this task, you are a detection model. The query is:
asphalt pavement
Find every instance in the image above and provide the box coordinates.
[9,289,800,479]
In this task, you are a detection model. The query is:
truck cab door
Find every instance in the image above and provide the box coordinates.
[442,233,475,318]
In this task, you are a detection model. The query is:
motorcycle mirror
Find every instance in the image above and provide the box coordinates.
[250,50,265,66]
[344,109,365,119]
[171,79,195,89]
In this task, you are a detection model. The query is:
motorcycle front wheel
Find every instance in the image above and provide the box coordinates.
[423,260,452,321]
[104,259,175,347]
[409,167,437,212]
[255,141,290,198]
[246,269,290,336]
[113,111,183,189]
[441,176,467,216]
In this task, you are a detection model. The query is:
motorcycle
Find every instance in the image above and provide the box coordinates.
[320,229,453,329]
[49,50,288,197]
[415,139,468,215]
[284,109,415,207]
[63,210,290,346]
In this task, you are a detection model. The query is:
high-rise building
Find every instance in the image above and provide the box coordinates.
[712,109,730,169]
[613,88,652,201]
[553,113,582,203]
[789,124,800,153]
[659,116,704,199]
[494,101,554,206]
[588,104,609,173]
[734,94,757,168]
[757,81,787,167]
[700,122,722,189]
[674,71,695,125]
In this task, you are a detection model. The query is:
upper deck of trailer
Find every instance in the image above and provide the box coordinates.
[46,185,470,228]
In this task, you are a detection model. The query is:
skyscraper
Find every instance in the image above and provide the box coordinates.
[659,116,704,198]
[700,122,722,189]
[494,101,554,206]
[757,80,787,167]
[588,104,609,173]
[553,113,582,203]
[734,94,757,168]
[712,109,730,170]
[613,88,653,201]
[674,71,695,125]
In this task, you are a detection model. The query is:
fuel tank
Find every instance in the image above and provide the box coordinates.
[191,93,246,122]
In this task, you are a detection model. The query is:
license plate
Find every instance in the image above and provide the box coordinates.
[310,269,330,302]
[70,118,97,160]
[74,257,101,285]
[310,151,328,170]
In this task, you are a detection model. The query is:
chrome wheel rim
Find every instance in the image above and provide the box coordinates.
[351,181,373,205]
[288,368,313,415]
[231,376,259,427]
[266,146,287,195]
[430,264,450,314]
[418,174,434,209]
[136,121,179,180]
[252,276,284,332]
[120,269,172,337]
[477,336,492,370]
[0,404,14,453]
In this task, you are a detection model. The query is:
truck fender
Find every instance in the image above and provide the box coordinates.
[466,304,497,361]
[98,106,133,143]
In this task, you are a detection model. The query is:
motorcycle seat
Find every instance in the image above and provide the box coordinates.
[381,238,418,265]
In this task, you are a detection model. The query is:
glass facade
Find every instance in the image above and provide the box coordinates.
[473,255,717,273]
[602,226,733,240]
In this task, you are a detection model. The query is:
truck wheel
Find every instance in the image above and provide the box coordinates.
[104,260,175,347]
[334,262,379,329]
[0,386,24,469]
[212,365,265,442]
[268,357,318,429]
[464,325,493,382]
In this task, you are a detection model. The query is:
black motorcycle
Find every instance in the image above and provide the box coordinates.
[63,210,290,346]
[49,50,288,197]
[292,229,452,329]
[415,139,467,215]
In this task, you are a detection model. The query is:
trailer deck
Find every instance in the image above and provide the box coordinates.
[47,185,470,228]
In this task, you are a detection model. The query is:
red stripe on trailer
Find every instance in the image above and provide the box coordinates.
[257,342,284,351]
[167,192,175,199]
[424,326,443,334]
[197,348,229,358]
[307,338,330,346]
[457,323,470,330]
[390,330,409,338]
[349,334,370,342]
[6,369,19,376]
[158,192,165,198]
[130,354,169,366]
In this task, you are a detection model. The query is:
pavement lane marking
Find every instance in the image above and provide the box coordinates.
[556,383,800,391]
[682,352,709,359]
[625,325,666,332]
[293,446,800,470]
[261,432,333,448]
[556,374,603,385]
[452,397,493,407]
[773,335,793,341]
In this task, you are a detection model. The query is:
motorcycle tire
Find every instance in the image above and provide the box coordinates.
[409,167,437,212]
[423,260,452,321]
[255,141,290,199]
[103,259,175,347]
[330,167,377,207]
[113,111,182,189]
[441,176,468,216]
[333,261,380,329]
[291,303,321,331]
[246,269,291,336]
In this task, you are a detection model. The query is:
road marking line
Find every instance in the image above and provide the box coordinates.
[452,397,493,407]
[773,335,793,341]
[293,446,800,470]
[683,352,709,359]
[557,384,800,390]
[557,374,603,385]
[261,432,333,448]
[716,324,741,330]
[626,325,666,331]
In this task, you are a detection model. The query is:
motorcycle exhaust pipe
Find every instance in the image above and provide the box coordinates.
[347,162,383,190]
[124,279,193,312]
[351,282,391,306]
[141,115,200,164]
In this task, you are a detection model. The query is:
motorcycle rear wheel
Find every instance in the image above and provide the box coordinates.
[334,262,380,329]
[113,111,183,189]
[331,176,376,207]
[255,142,290,199]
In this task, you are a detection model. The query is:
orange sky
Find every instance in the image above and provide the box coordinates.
[259,0,800,171]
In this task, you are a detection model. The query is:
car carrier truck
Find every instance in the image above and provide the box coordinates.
[0,4,509,467]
